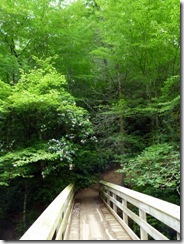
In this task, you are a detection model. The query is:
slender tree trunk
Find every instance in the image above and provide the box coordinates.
[119,113,125,154]
[117,68,126,185]
[117,69,125,154]
[23,181,28,230]
[119,113,126,186]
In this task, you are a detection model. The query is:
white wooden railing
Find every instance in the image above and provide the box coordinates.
[99,180,180,240]
[20,184,75,240]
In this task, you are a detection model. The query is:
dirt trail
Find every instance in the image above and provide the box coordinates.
[75,166,122,200]
[100,166,122,185]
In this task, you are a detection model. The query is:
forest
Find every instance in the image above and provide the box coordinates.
[0,0,180,240]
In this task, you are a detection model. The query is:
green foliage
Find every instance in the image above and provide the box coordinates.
[0,80,11,100]
[0,57,98,200]
[119,143,180,197]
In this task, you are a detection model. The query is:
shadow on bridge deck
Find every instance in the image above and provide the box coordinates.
[64,186,131,240]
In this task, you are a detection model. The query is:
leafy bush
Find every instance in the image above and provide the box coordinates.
[119,143,180,197]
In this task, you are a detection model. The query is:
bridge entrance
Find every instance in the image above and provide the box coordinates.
[65,186,131,240]
[20,180,180,241]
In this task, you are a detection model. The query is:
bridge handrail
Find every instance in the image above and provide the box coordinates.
[20,183,75,240]
[99,180,180,240]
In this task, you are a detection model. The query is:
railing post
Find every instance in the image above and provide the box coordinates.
[99,180,180,241]
[107,189,110,206]
[122,199,128,225]
[112,193,117,213]
[139,209,148,240]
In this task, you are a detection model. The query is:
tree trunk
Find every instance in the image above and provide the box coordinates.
[117,68,125,154]
[23,181,28,230]
[117,68,126,185]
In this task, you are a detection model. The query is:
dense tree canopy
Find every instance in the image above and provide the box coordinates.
[0,0,180,240]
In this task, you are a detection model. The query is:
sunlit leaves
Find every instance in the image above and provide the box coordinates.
[0,57,96,184]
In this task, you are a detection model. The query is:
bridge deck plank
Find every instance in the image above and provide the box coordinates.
[64,188,131,240]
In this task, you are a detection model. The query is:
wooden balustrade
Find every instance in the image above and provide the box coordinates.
[99,180,180,240]
[20,184,75,240]
[20,180,180,240]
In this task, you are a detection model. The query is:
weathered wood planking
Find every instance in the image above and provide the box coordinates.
[65,197,132,240]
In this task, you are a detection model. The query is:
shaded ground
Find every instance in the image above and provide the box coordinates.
[100,166,123,185]
[75,166,122,200]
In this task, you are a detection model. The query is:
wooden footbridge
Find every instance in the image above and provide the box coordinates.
[20,181,180,241]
